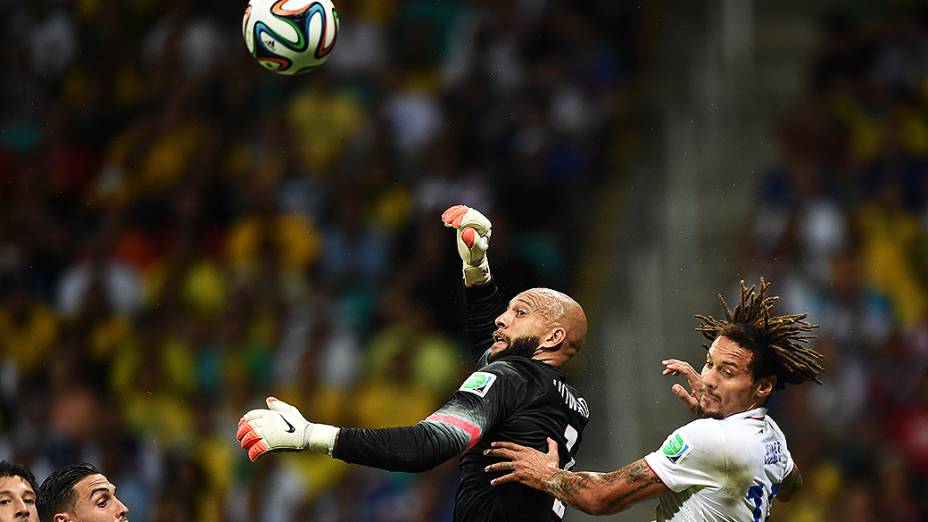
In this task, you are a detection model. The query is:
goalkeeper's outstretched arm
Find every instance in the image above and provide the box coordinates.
[237,361,524,470]
[236,397,478,471]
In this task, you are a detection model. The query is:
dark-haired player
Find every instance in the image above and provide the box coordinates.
[237,205,591,521]
[0,461,38,521]
[485,278,824,520]
[36,464,128,522]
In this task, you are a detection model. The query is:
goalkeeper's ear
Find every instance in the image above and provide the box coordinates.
[538,326,567,350]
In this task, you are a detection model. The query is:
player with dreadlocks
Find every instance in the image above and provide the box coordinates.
[484,277,824,520]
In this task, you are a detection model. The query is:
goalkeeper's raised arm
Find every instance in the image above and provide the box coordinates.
[442,205,507,366]
[441,204,492,288]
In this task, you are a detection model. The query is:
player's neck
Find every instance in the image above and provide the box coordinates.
[532,352,567,367]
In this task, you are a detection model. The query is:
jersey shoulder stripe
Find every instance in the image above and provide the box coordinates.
[425,414,481,450]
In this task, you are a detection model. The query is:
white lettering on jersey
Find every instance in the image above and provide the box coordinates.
[763,441,785,465]
[553,379,589,419]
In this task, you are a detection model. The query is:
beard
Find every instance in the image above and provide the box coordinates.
[488,335,541,362]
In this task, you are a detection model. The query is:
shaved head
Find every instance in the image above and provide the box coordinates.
[515,288,588,356]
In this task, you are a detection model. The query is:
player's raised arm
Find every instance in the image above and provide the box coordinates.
[484,440,668,515]
[442,204,492,288]
[442,205,506,365]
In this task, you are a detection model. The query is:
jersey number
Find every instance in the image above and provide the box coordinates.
[746,482,780,522]
[552,425,579,519]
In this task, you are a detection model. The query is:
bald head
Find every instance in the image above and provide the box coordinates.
[514,288,588,357]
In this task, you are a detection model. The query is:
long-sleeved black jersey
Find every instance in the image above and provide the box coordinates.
[332,282,590,521]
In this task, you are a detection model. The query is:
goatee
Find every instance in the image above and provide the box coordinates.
[489,336,540,362]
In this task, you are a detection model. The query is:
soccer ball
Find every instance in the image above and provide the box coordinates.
[243,0,339,75]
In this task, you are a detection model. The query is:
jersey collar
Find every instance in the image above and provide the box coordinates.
[725,407,767,423]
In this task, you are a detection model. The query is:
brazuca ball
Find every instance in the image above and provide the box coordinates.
[243,0,338,75]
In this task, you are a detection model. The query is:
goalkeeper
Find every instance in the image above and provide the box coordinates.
[237,205,591,521]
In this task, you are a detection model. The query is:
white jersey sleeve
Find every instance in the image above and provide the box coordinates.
[767,416,795,478]
[644,419,729,493]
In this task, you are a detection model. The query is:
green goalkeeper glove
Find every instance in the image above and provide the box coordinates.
[442,204,492,287]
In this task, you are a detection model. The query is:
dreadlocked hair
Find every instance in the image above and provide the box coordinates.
[695,277,824,390]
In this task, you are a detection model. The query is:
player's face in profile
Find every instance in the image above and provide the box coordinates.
[0,476,38,521]
[699,336,761,419]
[491,292,551,358]
[64,475,128,522]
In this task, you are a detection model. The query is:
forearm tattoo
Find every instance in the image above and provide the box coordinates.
[544,459,661,512]
[544,470,596,507]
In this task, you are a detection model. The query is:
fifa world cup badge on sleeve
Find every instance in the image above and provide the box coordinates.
[459,372,497,398]
[662,432,693,465]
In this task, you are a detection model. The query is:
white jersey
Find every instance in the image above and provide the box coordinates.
[643,407,793,522]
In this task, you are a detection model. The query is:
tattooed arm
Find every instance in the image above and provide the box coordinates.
[542,459,667,515]
[484,439,668,516]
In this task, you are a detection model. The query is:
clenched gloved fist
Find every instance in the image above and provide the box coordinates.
[237,397,339,462]
[442,205,492,287]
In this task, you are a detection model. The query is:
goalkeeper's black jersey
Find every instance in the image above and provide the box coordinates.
[333,282,590,521]
[451,355,590,521]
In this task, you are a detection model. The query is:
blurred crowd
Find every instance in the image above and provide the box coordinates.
[740,8,928,522]
[0,1,641,520]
